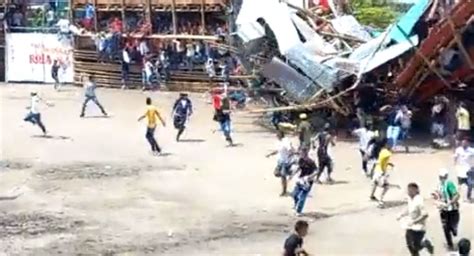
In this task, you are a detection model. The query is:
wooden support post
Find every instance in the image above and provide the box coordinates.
[171,0,177,34]
[146,0,152,29]
[121,0,126,32]
[68,0,73,23]
[200,0,206,35]
[447,15,474,69]
[93,0,98,32]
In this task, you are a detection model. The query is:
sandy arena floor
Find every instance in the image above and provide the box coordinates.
[0,83,473,255]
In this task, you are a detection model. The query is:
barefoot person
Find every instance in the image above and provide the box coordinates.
[397,183,434,256]
[369,138,393,206]
[291,147,317,216]
[80,74,108,118]
[283,220,309,256]
[172,93,193,141]
[215,96,234,146]
[296,113,312,150]
[138,97,166,155]
[433,169,460,251]
[24,92,52,136]
[266,131,295,196]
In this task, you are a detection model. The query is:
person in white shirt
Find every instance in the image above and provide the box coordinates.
[353,121,377,176]
[397,183,434,256]
[143,58,155,90]
[454,139,474,198]
[23,92,52,136]
[121,48,131,89]
[266,131,295,196]
[56,18,70,34]
[12,11,23,27]
[138,39,150,57]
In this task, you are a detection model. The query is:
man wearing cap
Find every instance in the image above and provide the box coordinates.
[172,93,193,142]
[369,138,393,207]
[433,169,460,250]
[296,113,312,150]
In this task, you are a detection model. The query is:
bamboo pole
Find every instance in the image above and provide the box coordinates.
[93,0,98,32]
[171,0,177,34]
[68,0,73,23]
[200,0,206,35]
[146,0,152,32]
[447,15,474,69]
[395,25,451,89]
[121,0,125,32]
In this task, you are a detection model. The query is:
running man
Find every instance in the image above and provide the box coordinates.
[315,123,335,183]
[433,169,460,251]
[24,92,52,136]
[80,74,108,118]
[369,138,393,206]
[353,121,377,176]
[291,147,317,216]
[296,113,312,150]
[138,97,166,155]
[454,139,474,201]
[283,220,310,256]
[215,96,234,146]
[51,60,61,91]
[266,131,295,196]
[172,93,193,141]
[397,183,434,256]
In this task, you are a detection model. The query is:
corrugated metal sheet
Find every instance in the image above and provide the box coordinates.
[262,57,317,103]
[287,44,346,92]
[331,15,373,42]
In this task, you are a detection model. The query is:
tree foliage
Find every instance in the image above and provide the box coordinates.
[351,0,399,28]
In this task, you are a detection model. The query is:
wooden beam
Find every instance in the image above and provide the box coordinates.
[171,0,177,34]
[68,0,73,23]
[395,25,452,89]
[447,15,474,69]
[201,0,206,35]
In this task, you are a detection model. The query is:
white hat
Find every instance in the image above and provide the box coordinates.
[439,168,449,177]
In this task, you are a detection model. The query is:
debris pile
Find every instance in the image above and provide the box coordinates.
[233,0,474,115]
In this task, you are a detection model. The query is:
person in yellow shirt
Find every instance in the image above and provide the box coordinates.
[456,102,471,144]
[370,138,394,207]
[138,97,166,155]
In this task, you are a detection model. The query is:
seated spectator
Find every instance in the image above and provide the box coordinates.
[12,10,24,27]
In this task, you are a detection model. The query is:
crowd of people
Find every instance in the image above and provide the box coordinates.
[267,94,472,255]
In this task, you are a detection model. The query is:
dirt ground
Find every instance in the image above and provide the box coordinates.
[0,83,473,256]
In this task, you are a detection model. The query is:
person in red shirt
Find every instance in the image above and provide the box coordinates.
[110,17,123,33]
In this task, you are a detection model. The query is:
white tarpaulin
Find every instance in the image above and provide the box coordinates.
[291,13,317,41]
[361,36,418,74]
[331,15,373,42]
[237,21,265,43]
[236,0,301,54]
[349,28,391,61]
[6,33,74,83]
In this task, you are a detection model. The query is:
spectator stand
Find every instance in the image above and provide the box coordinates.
[71,0,243,92]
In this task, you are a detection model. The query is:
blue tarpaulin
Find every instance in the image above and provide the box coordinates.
[388,0,431,43]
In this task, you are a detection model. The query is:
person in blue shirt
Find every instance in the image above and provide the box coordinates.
[80,74,108,118]
[172,93,193,141]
